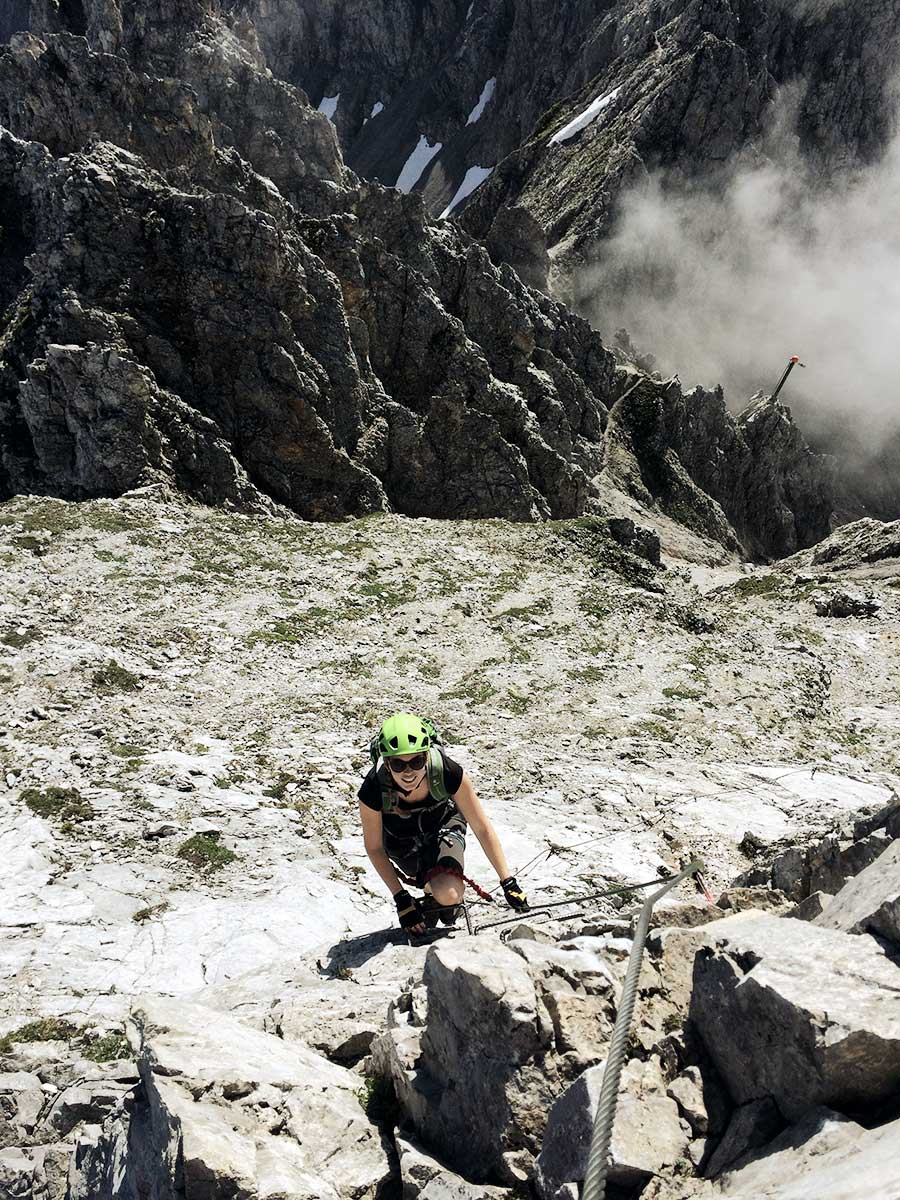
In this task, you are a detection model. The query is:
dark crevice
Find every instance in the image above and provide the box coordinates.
[58,0,87,37]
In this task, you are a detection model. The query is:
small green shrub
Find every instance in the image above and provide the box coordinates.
[132,901,170,923]
[92,660,141,693]
[731,575,781,598]
[662,685,704,701]
[503,689,531,715]
[177,834,238,872]
[108,741,146,760]
[82,1032,131,1062]
[1,628,42,648]
[356,1074,400,1125]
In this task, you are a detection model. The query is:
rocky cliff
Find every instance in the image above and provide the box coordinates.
[227,0,900,278]
[0,0,846,557]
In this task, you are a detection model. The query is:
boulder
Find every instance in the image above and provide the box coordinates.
[0,1142,71,1200]
[647,910,765,1017]
[373,937,558,1181]
[813,839,900,949]
[533,1057,687,1197]
[45,1079,133,1137]
[690,916,900,1120]
[718,1107,900,1199]
[0,1071,44,1133]
[812,591,882,618]
[0,1147,36,1199]
[852,794,900,840]
[768,831,892,901]
[785,892,831,921]
[121,995,391,1199]
[268,980,400,1063]
[702,1097,783,1178]
[396,1134,512,1199]
[666,1067,709,1136]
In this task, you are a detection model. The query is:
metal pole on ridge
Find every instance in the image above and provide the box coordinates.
[770,355,805,403]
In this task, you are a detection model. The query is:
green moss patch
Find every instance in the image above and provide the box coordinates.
[92,660,142,693]
[177,834,238,872]
[730,575,782,599]
[1,628,42,648]
[23,786,93,825]
[0,1018,81,1054]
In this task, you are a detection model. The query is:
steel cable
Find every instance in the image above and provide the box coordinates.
[581,859,705,1200]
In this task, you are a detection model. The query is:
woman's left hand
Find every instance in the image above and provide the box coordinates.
[500,876,529,910]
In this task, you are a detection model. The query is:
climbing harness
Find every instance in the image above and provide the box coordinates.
[582,859,707,1200]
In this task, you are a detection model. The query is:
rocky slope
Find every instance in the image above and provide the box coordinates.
[1,490,899,1196]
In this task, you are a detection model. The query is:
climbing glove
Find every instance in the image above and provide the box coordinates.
[500,876,529,911]
[394,889,424,930]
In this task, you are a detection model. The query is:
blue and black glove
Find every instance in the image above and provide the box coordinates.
[500,876,529,911]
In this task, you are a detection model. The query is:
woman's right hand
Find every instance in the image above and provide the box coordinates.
[394,889,425,933]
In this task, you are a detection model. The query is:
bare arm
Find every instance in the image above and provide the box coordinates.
[359,802,404,896]
[451,772,512,882]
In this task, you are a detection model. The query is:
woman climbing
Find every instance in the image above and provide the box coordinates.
[358,712,529,935]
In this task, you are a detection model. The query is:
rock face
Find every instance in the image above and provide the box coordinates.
[373,937,558,1182]
[797,517,900,572]
[228,1,900,274]
[75,995,392,1200]
[604,380,835,559]
[813,839,900,950]
[533,1058,686,1197]
[0,12,617,522]
[373,934,630,1184]
[0,2,845,555]
[690,915,900,1121]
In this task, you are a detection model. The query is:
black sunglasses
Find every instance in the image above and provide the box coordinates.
[387,753,427,773]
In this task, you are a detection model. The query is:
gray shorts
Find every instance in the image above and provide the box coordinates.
[387,811,467,887]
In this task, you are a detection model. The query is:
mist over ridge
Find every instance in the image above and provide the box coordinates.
[574,87,900,463]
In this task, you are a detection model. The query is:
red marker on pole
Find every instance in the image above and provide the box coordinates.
[770,355,805,402]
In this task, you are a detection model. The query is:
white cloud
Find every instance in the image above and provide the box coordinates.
[576,123,900,453]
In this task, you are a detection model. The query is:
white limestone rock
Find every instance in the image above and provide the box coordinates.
[125,995,391,1199]
[813,838,900,948]
[533,1057,687,1197]
[690,915,900,1120]
[397,1133,513,1198]
[666,1067,709,1136]
[719,1107,900,1199]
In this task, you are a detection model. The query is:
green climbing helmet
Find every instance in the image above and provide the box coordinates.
[375,712,435,759]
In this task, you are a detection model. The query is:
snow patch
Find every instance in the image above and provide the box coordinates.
[317,93,339,120]
[549,86,621,145]
[395,135,443,193]
[466,77,496,126]
[369,100,384,118]
[440,164,494,217]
